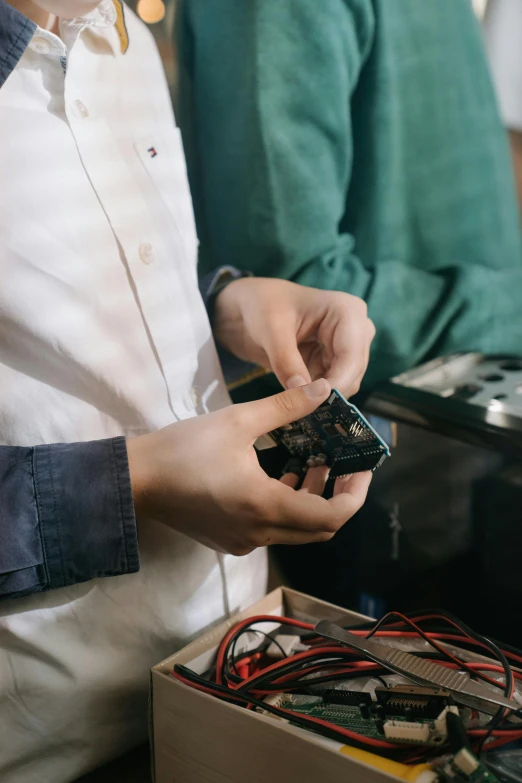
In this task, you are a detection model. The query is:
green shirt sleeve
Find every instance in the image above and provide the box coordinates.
[178,0,522,388]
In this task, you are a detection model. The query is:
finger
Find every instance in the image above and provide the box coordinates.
[265,473,368,533]
[342,324,374,397]
[332,471,372,501]
[238,379,331,439]
[299,465,330,495]
[255,525,337,547]
[324,316,375,396]
[332,473,352,495]
[279,472,300,489]
[265,334,312,390]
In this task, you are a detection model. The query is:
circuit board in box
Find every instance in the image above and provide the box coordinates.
[274,694,448,746]
[269,389,390,477]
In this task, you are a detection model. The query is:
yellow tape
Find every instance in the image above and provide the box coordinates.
[112,0,129,54]
[339,745,435,782]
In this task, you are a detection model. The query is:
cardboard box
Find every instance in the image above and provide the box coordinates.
[151,587,415,783]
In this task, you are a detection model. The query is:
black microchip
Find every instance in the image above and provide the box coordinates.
[322,423,340,438]
[375,686,449,719]
[322,689,372,706]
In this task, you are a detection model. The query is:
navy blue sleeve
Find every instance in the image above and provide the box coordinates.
[0,437,139,601]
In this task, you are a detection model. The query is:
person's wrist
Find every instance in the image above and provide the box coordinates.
[208,270,251,327]
[212,278,248,351]
[126,436,150,519]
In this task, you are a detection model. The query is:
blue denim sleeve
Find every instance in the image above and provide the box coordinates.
[0,437,139,600]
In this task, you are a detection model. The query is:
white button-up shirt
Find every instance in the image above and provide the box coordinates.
[0,4,266,781]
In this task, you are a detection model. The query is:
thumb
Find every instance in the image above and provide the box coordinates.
[241,378,331,439]
[264,336,312,390]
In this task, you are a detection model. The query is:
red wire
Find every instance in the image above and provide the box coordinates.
[478,732,522,751]
[216,615,314,685]
[172,669,398,750]
[173,669,522,753]
[230,646,356,691]
[241,660,522,697]
[225,616,514,691]
[211,612,520,760]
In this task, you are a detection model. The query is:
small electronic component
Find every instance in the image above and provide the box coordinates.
[269,389,390,477]
[439,748,501,783]
[376,685,450,719]
[322,690,373,706]
[433,706,459,739]
[383,720,430,743]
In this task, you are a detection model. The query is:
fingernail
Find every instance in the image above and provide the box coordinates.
[303,378,330,398]
[287,374,307,389]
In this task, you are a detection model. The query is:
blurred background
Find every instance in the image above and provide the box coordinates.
[127,0,177,93]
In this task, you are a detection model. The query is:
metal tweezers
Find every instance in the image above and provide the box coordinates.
[315,620,520,715]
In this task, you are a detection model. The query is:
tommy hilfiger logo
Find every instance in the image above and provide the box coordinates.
[148,147,158,158]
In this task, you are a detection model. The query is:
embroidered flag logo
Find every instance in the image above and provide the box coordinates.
[148,147,158,158]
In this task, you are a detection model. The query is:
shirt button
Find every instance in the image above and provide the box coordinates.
[73,100,90,119]
[139,242,155,265]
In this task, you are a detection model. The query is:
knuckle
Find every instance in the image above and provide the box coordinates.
[273,390,302,418]
[241,494,265,519]
[350,377,362,396]
[356,297,368,315]
[334,291,367,319]
[341,292,367,313]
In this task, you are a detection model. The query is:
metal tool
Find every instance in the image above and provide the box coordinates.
[315,620,520,716]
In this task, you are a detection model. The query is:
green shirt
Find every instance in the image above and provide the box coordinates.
[177,0,522,389]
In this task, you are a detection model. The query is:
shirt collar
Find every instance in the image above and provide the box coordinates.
[0,0,128,87]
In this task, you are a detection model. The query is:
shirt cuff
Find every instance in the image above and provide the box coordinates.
[33,436,139,590]
[198,265,250,311]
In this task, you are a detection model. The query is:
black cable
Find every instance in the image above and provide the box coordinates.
[174,664,413,761]
[236,652,353,693]
[394,609,515,692]
[372,609,516,752]
[254,651,456,692]
[235,647,453,694]
[215,611,518,759]
[222,618,310,683]
[228,629,287,679]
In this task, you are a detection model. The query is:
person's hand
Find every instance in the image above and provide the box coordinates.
[213,278,375,398]
[127,380,372,555]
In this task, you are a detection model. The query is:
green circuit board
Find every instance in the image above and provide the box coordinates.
[279,696,444,745]
[269,389,390,477]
